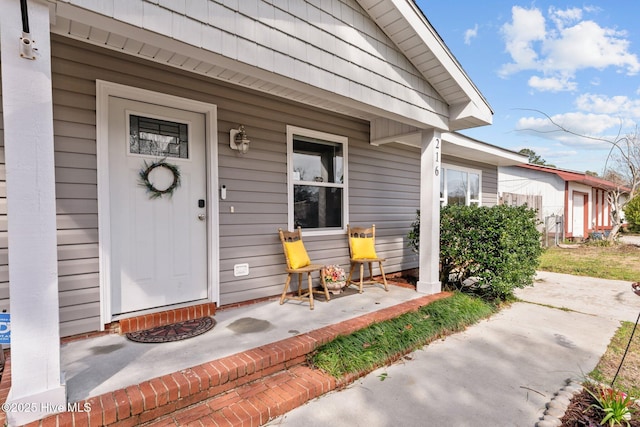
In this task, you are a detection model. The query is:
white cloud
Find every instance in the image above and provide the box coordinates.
[464,24,478,45]
[575,93,640,118]
[515,112,624,148]
[499,6,640,91]
[514,92,640,153]
[548,6,582,29]
[528,75,577,92]
[499,7,545,76]
[543,22,640,74]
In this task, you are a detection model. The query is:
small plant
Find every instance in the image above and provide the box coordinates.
[322,264,347,294]
[586,384,636,427]
[587,231,615,247]
[323,264,346,285]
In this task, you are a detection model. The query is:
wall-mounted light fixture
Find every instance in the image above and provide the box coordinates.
[230,125,250,154]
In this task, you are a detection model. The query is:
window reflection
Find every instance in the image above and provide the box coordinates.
[293,138,343,183]
[294,186,343,228]
[446,169,467,206]
[440,166,482,206]
[292,134,345,230]
[129,115,189,158]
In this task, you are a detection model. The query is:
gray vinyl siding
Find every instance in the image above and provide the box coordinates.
[0,83,7,315]
[2,35,428,336]
[51,42,101,337]
[442,155,499,206]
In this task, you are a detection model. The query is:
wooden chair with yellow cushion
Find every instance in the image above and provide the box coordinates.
[278,227,330,309]
[346,224,389,293]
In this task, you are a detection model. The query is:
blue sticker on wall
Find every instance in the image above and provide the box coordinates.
[0,313,10,344]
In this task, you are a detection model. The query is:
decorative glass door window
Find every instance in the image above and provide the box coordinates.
[129,115,189,159]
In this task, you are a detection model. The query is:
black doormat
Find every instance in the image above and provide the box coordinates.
[126,317,216,343]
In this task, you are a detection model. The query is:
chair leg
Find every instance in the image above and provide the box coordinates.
[359,263,364,293]
[280,273,292,305]
[367,262,373,282]
[347,263,356,288]
[320,270,330,302]
[307,272,314,310]
[378,261,389,291]
[297,273,303,297]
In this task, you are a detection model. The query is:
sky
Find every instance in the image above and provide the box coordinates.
[416,1,640,175]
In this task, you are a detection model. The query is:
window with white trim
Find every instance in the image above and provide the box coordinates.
[287,126,348,234]
[440,164,481,206]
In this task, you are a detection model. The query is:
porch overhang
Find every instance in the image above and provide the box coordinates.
[371,131,527,166]
[50,0,491,138]
[356,0,493,131]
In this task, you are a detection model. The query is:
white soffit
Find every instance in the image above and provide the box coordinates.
[372,130,526,166]
[442,132,527,166]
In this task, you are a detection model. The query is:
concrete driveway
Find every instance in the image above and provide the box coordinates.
[272,272,640,427]
[519,271,640,322]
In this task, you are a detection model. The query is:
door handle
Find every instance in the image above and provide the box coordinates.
[197,213,206,221]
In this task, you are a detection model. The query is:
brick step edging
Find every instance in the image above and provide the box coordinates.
[148,291,456,426]
[22,292,451,426]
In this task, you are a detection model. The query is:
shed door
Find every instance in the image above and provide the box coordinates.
[572,193,587,238]
[108,96,208,315]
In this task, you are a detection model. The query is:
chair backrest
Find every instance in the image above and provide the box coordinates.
[278,227,311,269]
[347,224,378,260]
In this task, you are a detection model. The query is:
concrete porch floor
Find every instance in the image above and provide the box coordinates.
[61,283,424,404]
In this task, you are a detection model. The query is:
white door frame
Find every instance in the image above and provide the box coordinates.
[96,80,219,326]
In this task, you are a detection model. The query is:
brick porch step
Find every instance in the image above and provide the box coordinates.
[143,365,339,426]
[18,292,450,427]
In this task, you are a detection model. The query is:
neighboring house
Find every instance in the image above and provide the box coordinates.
[0,0,524,422]
[499,163,625,240]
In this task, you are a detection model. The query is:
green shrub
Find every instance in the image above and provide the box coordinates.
[408,205,543,300]
[623,195,640,232]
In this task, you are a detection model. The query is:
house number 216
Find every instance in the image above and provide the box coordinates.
[434,138,440,176]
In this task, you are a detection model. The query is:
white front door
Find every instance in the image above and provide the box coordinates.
[108,96,208,315]
[572,193,586,238]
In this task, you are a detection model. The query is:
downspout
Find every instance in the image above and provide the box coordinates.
[19,0,36,60]
[20,0,29,33]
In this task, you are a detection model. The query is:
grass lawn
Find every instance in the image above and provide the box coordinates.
[539,244,640,281]
[539,242,640,398]
[589,321,640,398]
[310,292,498,377]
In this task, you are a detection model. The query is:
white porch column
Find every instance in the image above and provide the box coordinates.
[417,129,442,294]
[0,0,66,425]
